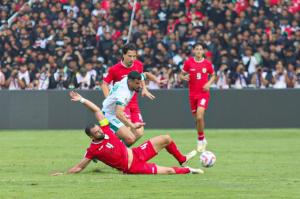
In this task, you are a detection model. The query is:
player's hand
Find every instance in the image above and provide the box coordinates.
[132,122,146,129]
[69,91,82,102]
[142,89,155,100]
[51,172,64,176]
[181,74,190,81]
[203,83,210,91]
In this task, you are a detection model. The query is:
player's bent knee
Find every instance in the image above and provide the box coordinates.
[164,134,172,143]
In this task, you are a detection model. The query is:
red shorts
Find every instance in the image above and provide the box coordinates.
[189,95,210,113]
[124,105,143,123]
[126,141,158,174]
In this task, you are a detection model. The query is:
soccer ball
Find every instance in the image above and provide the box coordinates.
[200,151,216,168]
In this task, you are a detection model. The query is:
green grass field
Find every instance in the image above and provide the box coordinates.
[0,129,300,199]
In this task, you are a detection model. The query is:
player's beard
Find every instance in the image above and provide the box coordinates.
[134,88,140,92]
[95,133,105,141]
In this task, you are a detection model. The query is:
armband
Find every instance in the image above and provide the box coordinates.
[99,118,109,127]
[141,73,146,80]
[80,98,86,103]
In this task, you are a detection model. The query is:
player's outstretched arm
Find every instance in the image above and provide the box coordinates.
[52,158,91,176]
[68,158,91,174]
[69,91,105,121]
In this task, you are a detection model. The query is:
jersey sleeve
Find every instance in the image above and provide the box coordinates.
[182,59,190,73]
[103,67,114,84]
[207,61,214,74]
[138,61,144,73]
[84,148,94,160]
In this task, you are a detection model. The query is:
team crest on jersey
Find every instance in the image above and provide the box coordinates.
[202,68,207,73]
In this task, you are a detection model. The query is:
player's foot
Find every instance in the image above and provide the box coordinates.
[181,150,197,167]
[186,166,204,174]
[197,139,207,153]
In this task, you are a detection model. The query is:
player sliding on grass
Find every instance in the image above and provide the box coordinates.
[180,43,216,152]
[52,91,201,175]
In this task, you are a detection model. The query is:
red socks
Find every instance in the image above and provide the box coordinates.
[166,141,186,164]
[173,167,190,174]
[198,132,205,140]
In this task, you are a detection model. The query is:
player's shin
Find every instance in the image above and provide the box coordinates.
[166,141,186,164]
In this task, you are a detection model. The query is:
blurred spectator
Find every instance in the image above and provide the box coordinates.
[250,66,269,88]
[272,61,288,89]
[0,67,5,89]
[242,47,259,75]
[76,67,95,90]
[215,63,230,89]
[295,68,300,88]
[6,69,24,90]
[231,63,249,89]
[286,63,296,88]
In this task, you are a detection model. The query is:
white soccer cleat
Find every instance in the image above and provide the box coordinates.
[181,150,197,167]
[186,166,204,174]
[197,139,208,153]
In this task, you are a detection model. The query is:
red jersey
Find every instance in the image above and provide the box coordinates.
[183,57,214,97]
[103,60,144,107]
[84,125,128,172]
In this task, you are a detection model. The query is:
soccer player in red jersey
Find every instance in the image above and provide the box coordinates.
[52,91,202,175]
[180,43,216,152]
[101,43,162,145]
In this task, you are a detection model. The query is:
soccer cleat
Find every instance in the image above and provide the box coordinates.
[186,166,204,174]
[181,150,197,167]
[197,139,208,153]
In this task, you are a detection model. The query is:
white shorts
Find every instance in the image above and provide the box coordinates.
[104,113,125,133]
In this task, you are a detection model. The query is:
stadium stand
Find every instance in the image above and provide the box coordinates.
[0,0,299,90]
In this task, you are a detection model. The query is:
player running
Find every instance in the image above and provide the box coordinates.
[180,43,216,152]
[101,43,163,143]
[102,71,146,146]
[52,91,201,175]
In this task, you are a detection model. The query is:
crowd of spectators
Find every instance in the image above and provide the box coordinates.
[0,0,299,90]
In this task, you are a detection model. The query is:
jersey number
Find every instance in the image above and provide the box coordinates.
[106,143,114,149]
[196,73,201,80]
[140,143,148,150]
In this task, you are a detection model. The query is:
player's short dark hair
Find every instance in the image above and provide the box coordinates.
[122,43,137,54]
[193,42,206,49]
[127,71,142,81]
[85,123,96,136]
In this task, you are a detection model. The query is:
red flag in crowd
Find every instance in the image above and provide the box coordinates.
[101,0,110,11]
[268,0,281,6]
[288,0,300,14]
[128,1,141,13]
[59,0,68,4]
[234,0,249,14]
[148,0,160,10]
